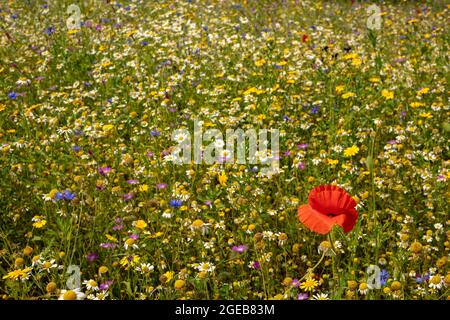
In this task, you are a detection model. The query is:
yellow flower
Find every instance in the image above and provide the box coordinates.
[335,85,345,93]
[343,53,358,60]
[134,219,147,230]
[381,89,394,100]
[0,104,5,112]
[174,279,186,290]
[106,234,118,242]
[341,92,355,99]
[390,281,402,291]
[417,87,430,96]
[218,171,227,186]
[369,77,380,83]
[119,255,140,269]
[409,242,422,254]
[254,59,266,67]
[98,266,108,274]
[351,58,361,66]
[327,159,339,166]
[138,184,149,192]
[410,102,425,108]
[343,145,359,157]
[46,282,57,293]
[419,112,432,119]
[102,124,114,131]
[32,215,47,229]
[3,267,32,281]
[163,271,174,283]
[300,278,318,291]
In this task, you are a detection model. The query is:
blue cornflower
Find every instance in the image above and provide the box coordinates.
[8,92,18,99]
[44,26,55,35]
[55,192,64,201]
[310,105,319,114]
[169,199,183,208]
[62,190,76,201]
[150,129,160,137]
[55,190,75,201]
[380,269,389,285]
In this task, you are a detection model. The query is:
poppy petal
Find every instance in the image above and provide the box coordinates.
[298,204,358,234]
[297,204,336,234]
[308,185,356,215]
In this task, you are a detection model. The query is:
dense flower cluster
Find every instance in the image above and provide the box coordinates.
[0,1,448,300]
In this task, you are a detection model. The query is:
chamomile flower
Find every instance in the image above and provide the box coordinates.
[83,279,99,291]
[59,288,86,300]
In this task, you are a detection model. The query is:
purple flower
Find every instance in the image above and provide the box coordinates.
[98,166,111,176]
[150,130,160,137]
[169,199,183,208]
[123,193,134,201]
[129,233,139,240]
[112,224,123,231]
[297,162,306,170]
[100,243,116,249]
[86,252,99,262]
[250,261,261,270]
[44,26,55,35]
[310,105,319,114]
[156,183,168,189]
[99,280,113,290]
[297,144,308,149]
[8,92,18,99]
[204,200,212,206]
[292,278,300,288]
[146,151,154,157]
[387,140,398,145]
[72,145,81,152]
[298,293,309,300]
[232,245,248,253]
[127,179,139,184]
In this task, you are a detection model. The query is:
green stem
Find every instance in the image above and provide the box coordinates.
[328,232,340,296]
[299,250,327,282]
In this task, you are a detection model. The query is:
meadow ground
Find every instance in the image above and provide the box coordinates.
[0,0,449,300]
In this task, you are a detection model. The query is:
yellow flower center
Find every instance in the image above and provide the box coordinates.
[430,275,441,285]
[63,290,77,300]
[99,266,108,274]
[43,261,51,269]
[201,264,209,271]
[192,219,204,228]
[174,280,185,290]
[15,258,25,267]
[46,282,57,293]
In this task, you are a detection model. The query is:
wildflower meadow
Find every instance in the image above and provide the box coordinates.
[0,0,449,301]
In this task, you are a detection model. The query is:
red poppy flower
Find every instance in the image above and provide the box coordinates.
[301,34,309,43]
[298,185,358,234]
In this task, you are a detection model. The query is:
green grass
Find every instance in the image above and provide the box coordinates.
[0,0,449,300]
